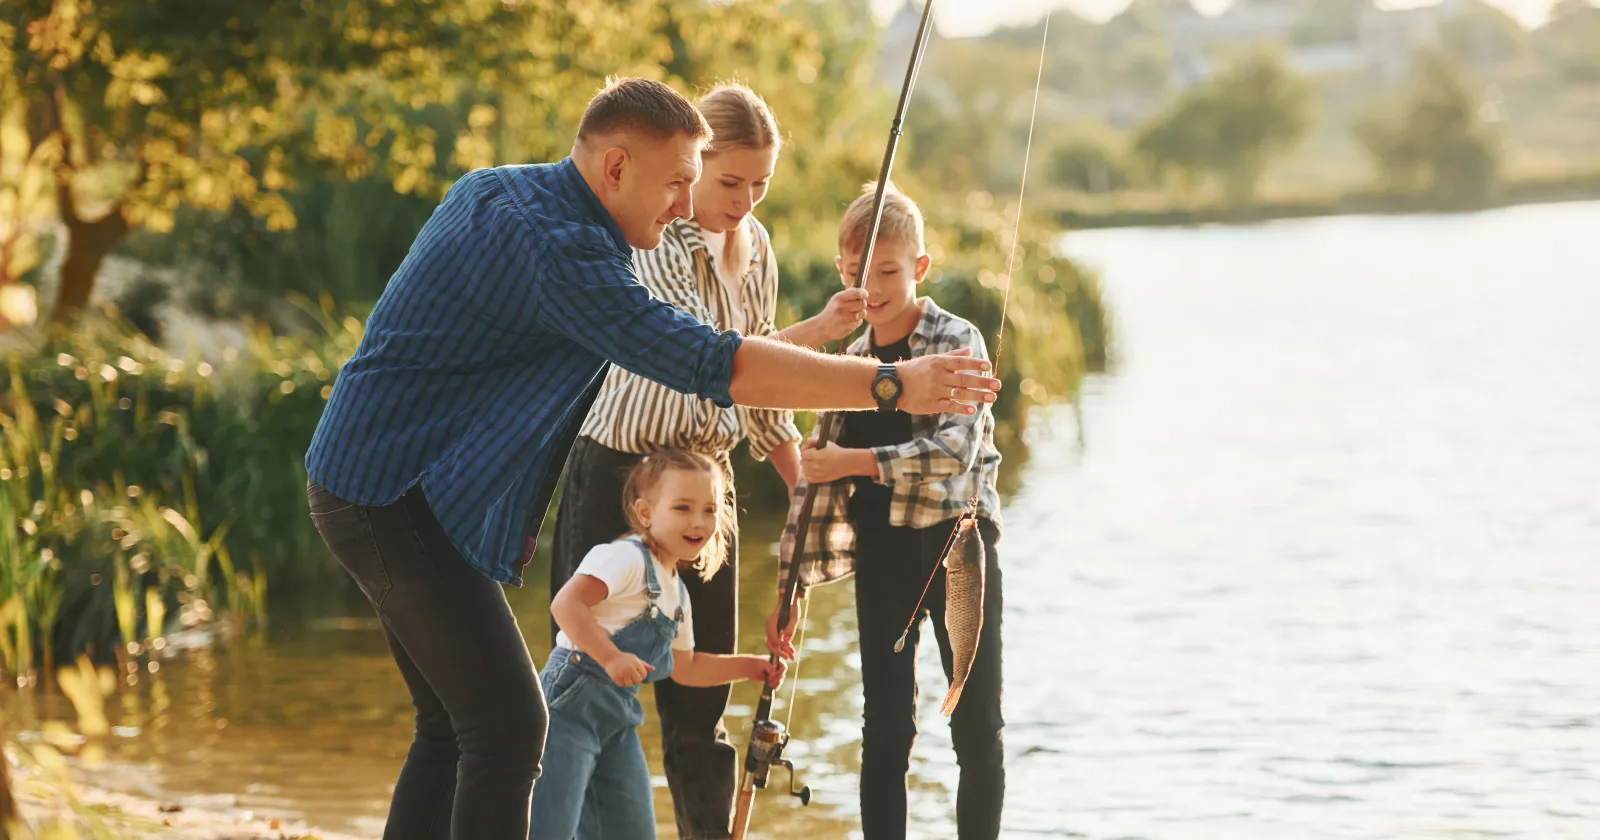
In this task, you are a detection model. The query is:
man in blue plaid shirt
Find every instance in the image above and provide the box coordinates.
[302,78,1000,840]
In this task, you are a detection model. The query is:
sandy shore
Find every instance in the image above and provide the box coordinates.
[10,759,369,840]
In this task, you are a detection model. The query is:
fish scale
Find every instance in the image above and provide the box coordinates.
[940,516,985,717]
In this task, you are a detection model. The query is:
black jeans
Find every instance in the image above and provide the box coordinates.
[307,481,546,840]
[852,504,1006,840]
[550,436,740,839]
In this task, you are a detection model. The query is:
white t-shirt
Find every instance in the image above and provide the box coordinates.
[699,226,746,326]
[555,540,694,653]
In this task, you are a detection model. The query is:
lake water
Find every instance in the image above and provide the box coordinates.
[10,201,1600,839]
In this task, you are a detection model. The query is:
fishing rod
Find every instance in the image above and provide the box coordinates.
[729,1,939,837]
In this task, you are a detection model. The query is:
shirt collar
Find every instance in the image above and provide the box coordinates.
[847,297,943,355]
[556,157,631,255]
[909,297,944,347]
[675,217,761,271]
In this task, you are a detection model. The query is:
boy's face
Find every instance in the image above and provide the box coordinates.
[836,238,931,331]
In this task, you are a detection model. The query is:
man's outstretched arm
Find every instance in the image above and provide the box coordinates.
[728,338,998,415]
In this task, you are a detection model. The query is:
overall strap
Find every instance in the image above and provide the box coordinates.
[624,537,663,603]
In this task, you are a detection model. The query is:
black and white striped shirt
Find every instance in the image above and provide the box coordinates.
[578,217,801,461]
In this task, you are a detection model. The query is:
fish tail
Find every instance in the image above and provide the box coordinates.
[940,680,965,717]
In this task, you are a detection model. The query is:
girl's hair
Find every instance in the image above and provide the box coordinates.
[621,450,729,580]
[697,83,781,158]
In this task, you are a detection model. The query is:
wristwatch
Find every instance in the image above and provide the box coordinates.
[871,364,903,412]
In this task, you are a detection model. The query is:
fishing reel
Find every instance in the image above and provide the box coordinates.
[746,719,811,806]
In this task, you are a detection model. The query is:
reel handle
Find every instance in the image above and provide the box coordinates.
[773,758,811,806]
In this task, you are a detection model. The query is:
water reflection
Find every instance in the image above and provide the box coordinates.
[9,202,1600,839]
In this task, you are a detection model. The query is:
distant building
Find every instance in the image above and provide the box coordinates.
[1161,0,1465,87]
[1356,0,1464,82]
[877,1,942,86]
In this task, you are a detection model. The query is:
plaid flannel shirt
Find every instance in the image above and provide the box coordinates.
[777,298,1003,594]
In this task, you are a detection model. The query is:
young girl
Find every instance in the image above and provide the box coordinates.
[531,450,785,840]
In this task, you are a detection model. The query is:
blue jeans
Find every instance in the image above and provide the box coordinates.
[529,651,659,840]
[531,540,682,840]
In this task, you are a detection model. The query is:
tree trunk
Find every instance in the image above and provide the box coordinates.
[49,181,128,323]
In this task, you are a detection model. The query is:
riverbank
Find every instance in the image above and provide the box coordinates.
[9,756,366,840]
[1052,170,1600,230]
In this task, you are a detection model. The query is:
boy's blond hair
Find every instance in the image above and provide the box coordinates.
[837,181,925,257]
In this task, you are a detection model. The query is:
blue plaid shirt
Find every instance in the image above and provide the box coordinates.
[305,159,743,585]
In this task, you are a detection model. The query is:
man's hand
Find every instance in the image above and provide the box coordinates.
[765,603,800,660]
[603,651,654,687]
[815,288,868,342]
[896,348,999,415]
[799,440,875,484]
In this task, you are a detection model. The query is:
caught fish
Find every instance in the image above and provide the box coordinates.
[940,516,986,717]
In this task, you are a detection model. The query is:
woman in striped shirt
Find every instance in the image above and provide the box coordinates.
[548,83,866,839]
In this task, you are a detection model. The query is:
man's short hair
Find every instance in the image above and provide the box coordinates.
[838,181,926,256]
[577,77,713,144]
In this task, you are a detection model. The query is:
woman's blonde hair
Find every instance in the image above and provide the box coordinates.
[693,84,780,290]
[621,450,730,580]
[697,83,781,158]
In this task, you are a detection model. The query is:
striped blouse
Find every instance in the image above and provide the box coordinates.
[578,217,802,461]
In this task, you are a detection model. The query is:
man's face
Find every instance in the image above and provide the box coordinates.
[602,132,703,249]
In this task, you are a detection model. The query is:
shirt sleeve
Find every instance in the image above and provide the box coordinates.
[536,239,742,408]
[743,232,802,459]
[870,321,990,485]
[572,541,645,601]
[673,582,695,651]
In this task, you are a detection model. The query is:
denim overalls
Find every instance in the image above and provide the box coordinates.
[529,538,687,840]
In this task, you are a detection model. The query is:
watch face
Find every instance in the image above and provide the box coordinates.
[874,377,899,401]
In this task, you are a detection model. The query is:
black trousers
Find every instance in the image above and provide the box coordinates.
[851,500,1006,840]
[549,436,740,839]
[307,481,546,840]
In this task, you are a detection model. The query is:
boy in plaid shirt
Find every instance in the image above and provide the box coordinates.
[764,183,1005,840]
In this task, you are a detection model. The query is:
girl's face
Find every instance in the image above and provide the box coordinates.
[633,468,721,565]
[691,145,778,234]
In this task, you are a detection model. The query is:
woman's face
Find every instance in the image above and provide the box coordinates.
[691,145,778,233]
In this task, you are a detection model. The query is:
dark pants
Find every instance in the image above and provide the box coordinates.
[550,436,740,839]
[307,481,546,840]
[852,504,1006,840]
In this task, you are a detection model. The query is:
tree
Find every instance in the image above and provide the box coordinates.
[1,0,538,321]
[109,0,875,315]
[1046,124,1133,193]
[1132,47,1317,203]
[1354,49,1501,203]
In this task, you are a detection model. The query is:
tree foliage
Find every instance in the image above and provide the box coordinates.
[1354,49,1501,203]
[1132,47,1317,202]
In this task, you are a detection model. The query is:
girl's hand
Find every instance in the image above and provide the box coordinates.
[799,440,873,484]
[816,288,868,341]
[603,652,654,687]
[747,655,787,689]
